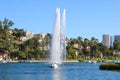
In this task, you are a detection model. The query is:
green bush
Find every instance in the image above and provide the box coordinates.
[99,63,120,70]
[95,58,103,62]
[78,58,85,62]
[11,50,26,60]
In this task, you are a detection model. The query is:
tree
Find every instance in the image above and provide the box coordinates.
[0,21,3,38]
[0,39,7,52]
[42,34,51,50]
[90,37,99,58]
[2,18,14,40]
[66,45,76,59]
[113,40,120,51]
[12,28,24,40]
[0,18,14,54]
[45,33,51,49]
[83,38,90,57]
[31,47,42,59]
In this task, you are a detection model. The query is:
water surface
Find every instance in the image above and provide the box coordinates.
[0,62,120,80]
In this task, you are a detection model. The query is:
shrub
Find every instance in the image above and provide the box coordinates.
[78,58,85,62]
[99,63,120,70]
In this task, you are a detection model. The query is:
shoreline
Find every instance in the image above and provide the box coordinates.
[10,60,79,63]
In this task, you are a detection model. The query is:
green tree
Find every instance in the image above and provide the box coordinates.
[113,40,120,51]
[0,21,3,38]
[76,36,83,57]
[12,28,24,40]
[2,18,14,40]
[0,18,14,54]
[66,45,76,59]
[90,37,99,58]
[82,38,90,57]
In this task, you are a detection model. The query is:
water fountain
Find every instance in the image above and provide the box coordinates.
[61,9,66,62]
[50,8,66,68]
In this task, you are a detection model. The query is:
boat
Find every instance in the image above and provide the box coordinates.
[2,59,10,63]
[1,54,10,63]
[25,59,32,63]
[91,60,97,64]
[88,60,97,64]
[51,63,59,69]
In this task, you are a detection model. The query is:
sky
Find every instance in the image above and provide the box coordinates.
[0,0,120,42]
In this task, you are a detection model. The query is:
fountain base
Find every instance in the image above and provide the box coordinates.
[51,63,59,69]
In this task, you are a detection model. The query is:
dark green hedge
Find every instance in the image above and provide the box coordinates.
[99,63,120,70]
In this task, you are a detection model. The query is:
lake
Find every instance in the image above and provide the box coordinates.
[0,62,120,80]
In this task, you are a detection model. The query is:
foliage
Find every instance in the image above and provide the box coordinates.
[66,45,76,59]
[99,63,120,70]
[78,58,85,62]
[1,18,120,61]
[12,28,24,40]
[113,40,120,51]
[11,50,26,60]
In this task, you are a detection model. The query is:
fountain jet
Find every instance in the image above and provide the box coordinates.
[61,9,66,62]
[50,8,66,68]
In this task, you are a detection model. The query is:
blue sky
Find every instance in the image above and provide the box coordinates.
[0,0,120,42]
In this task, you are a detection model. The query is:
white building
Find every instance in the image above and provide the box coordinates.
[21,30,34,41]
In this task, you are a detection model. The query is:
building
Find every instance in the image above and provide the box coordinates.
[114,35,120,41]
[34,33,49,50]
[34,33,46,42]
[110,36,114,47]
[25,31,34,39]
[102,34,110,48]
[21,30,34,41]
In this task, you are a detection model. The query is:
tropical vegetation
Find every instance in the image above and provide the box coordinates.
[0,18,120,61]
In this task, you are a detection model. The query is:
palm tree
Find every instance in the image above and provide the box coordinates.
[83,38,90,58]
[0,18,14,60]
[2,18,14,40]
[13,28,24,40]
[0,21,3,38]
[90,37,99,58]
[45,33,51,50]
[77,36,83,57]
[113,40,120,51]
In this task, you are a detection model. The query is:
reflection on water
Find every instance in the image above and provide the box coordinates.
[52,69,61,80]
[52,68,65,80]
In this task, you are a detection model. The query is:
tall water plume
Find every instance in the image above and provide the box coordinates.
[50,8,61,64]
[61,9,66,61]
[50,8,66,65]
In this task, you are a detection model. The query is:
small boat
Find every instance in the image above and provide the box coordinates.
[2,59,10,63]
[51,63,59,69]
[91,61,97,64]
[25,60,32,63]
[88,60,92,63]
[1,53,10,63]
[88,60,97,64]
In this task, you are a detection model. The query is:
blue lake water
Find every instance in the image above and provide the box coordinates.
[0,62,120,80]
